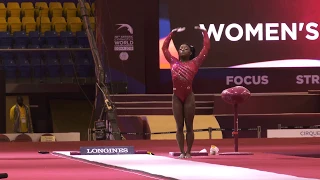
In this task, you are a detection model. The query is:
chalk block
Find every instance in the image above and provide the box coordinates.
[169,151,208,156]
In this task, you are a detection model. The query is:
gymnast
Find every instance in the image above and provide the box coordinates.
[162,26,210,158]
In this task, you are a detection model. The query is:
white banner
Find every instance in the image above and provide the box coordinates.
[267,129,320,138]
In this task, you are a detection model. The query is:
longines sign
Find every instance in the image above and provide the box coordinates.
[80,146,135,155]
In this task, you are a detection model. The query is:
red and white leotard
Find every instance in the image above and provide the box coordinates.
[162,30,210,103]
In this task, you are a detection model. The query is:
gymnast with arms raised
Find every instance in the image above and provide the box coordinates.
[162,26,210,158]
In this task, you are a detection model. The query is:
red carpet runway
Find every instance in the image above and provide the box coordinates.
[0,138,319,180]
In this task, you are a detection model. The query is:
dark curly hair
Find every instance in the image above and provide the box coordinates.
[185,44,196,60]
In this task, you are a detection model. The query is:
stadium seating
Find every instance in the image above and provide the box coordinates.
[0,3,6,18]
[51,17,67,33]
[8,17,22,33]
[0,17,7,32]
[35,2,49,17]
[7,2,21,17]
[63,2,77,19]
[13,31,28,48]
[0,1,95,82]
[36,16,51,33]
[22,17,36,33]
[21,2,34,17]
[67,17,82,33]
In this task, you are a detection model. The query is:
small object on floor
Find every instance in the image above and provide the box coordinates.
[199,149,207,153]
[0,173,8,179]
[169,151,208,157]
[210,145,219,155]
[70,151,81,155]
[38,151,49,154]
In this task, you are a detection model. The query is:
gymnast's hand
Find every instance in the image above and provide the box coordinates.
[194,26,206,31]
[171,27,186,33]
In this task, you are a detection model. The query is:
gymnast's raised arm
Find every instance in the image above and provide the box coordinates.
[192,26,211,67]
[161,27,185,64]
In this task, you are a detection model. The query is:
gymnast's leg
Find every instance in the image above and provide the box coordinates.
[184,93,195,158]
[172,94,185,158]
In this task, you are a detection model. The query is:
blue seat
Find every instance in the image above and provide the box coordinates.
[76,31,89,48]
[56,45,74,77]
[86,51,94,65]
[71,45,93,77]
[0,32,13,48]
[60,31,75,46]
[44,31,59,47]
[0,45,16,79]
[13,45,28,70]
[17,59,31,78]
[75,58,92,77]
[46,64,61,78]
[15,50,28,64]
[0,46,13,60]
[10,43,30,78]
[28,45,42,65]
[29,31,45,47]
[44,47,60,77]
[73,49,88,62]
[13,31,29,48]
[28,45,44,79]
[61,62,74,77]
[3,59,17,79]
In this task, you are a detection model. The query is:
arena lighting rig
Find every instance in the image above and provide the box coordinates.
[78,0,122,140]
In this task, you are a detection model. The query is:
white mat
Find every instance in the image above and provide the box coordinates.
[53,151,316,180]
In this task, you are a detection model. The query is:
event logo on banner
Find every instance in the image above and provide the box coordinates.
[114,24,134,61]
[80,146,135,155]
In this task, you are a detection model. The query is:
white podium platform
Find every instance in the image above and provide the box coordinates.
[3,132,80,142]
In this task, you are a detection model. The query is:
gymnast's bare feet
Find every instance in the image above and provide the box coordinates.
[185,153,192,159]
[178,153,185,159]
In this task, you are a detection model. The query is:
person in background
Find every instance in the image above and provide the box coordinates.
[10,96,33,133]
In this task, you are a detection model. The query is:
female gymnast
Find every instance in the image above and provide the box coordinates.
[162,26,210,158]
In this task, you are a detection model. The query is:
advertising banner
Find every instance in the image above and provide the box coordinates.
[96,0,146,93]
[80,146,135,155]
[157,0,320,93]
[194,67,320,93]
[160,0,320,69]
[267,129,320,138]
